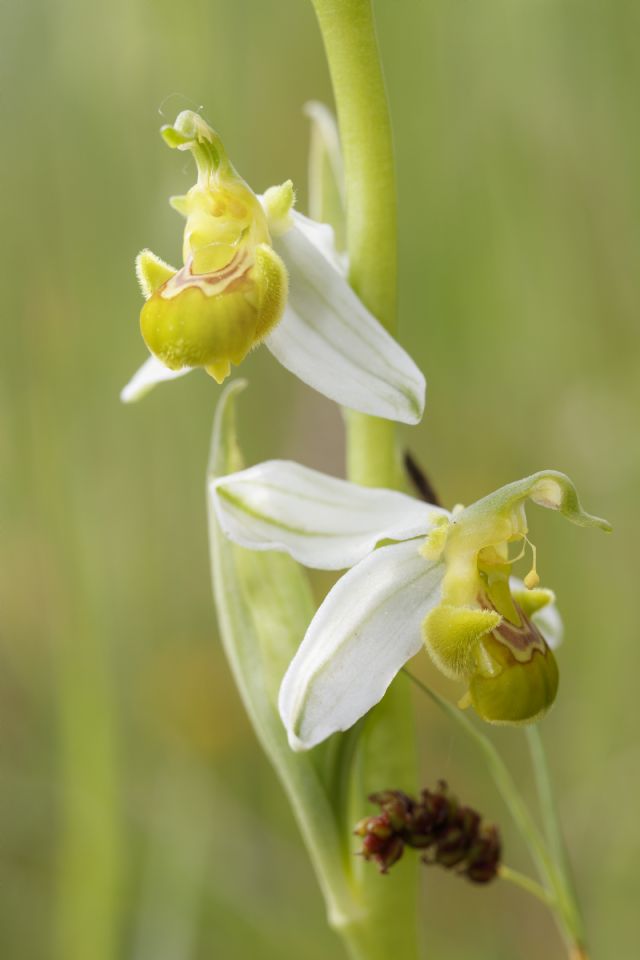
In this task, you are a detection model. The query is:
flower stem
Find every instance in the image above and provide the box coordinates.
[309,0,397,334]
[310,1,419,957]
[402,670,587,958]
[310,0,402,491]
[401,670,556,885]
[526,726,586,945]
[499,865,553,907]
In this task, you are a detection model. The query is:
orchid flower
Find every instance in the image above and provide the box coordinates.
[210,460,610,750]
[121,111,424,425]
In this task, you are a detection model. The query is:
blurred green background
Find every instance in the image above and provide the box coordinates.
[2,0,638,957]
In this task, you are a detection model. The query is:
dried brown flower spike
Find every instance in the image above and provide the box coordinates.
[354,781,501,883]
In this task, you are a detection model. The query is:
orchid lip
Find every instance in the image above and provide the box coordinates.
[478,593,547,663]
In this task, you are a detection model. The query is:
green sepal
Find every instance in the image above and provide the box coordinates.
[460,470,612,534]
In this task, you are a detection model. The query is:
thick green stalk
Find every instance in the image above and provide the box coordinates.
[310,2,420,957]
[311,0,402,490]
[310,0,396,331]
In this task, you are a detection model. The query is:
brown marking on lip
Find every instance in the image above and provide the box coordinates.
[199,249,248,285]
[162,249,250,297]
[479,594,546,661]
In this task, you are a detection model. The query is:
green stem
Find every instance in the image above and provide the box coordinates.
[310,0,401,490]
[402,670,556,887]
[402,670,588,957]
[499,865,553,907]
[310,0,397,333]
[526,726,585,944]
[310,1,419,957]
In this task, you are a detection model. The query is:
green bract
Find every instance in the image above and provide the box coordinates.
[210,463,610,747]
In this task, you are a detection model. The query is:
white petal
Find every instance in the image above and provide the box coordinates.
[265,212,426,425]
[120,355,193,403]
[210,460,446,571]
[287,210,347,273]
[279,540,445,750]
[532,603,564,650]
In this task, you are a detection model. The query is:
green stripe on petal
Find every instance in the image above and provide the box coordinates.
[210,460,446,571]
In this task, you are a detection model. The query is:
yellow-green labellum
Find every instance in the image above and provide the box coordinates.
[469,612,559,725]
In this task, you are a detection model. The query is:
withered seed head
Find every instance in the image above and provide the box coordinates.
[355,781,501,884]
